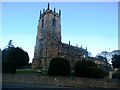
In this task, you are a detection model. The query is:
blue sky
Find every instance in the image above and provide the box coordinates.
[2,2,118,62]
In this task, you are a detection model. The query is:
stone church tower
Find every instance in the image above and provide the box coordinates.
[32,3,61,69]
[32,3,88,70]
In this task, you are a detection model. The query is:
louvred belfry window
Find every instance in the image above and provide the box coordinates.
[52,18,56,27]
[42,19,44,28]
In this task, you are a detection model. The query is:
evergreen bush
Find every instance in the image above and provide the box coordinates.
[74,60,108,78]
[74,60,97,77]
[2,61,16,73]
[112,71,120,79]
[48,57,71,76]
[86,66,108,78]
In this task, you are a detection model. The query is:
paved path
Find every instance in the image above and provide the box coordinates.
[2,83,120,90]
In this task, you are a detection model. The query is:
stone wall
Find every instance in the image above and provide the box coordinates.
[2,74,120,88]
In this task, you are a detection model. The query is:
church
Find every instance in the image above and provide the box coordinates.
[32,3,88,70]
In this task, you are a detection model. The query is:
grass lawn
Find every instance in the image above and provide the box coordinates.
[16,69,37,74]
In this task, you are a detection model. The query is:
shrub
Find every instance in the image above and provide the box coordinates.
[74,60,108,78]
[2,61,16,73]
[112,71,120,79]
[99,64,111,72]
[2,47,29,73]
[48,57,71,76]
[86,66,109,78]
[74,60,97,77]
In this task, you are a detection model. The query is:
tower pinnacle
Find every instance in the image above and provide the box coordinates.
[40,10,41,17]
[54,8,55,12]
[47,3,50,10]
[59,10,61,17]
[69,41,70,45]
